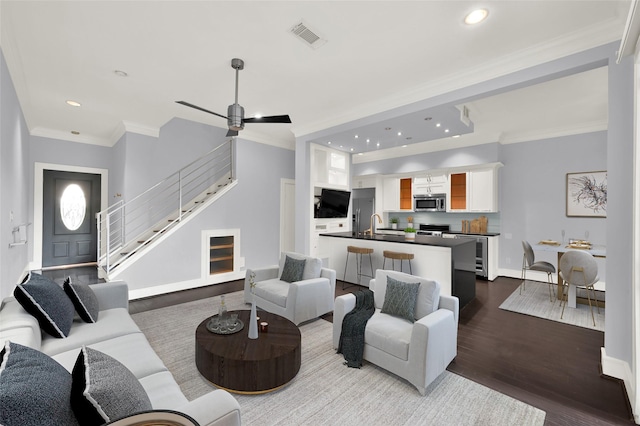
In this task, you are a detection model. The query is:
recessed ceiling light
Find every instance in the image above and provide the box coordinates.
[350,148,354,152]
[354,134,359,139]
[464,9,488,25]
[436,123,441,127]
[114,70,128,77]
[66,100,81,107]
[339,145,343,148]
[402,145,408,148]
[327,141,331,145]
[453,134,461,138]
[397,132,402,136]
[445,129,450,133]
[71,130,80,135]
[366,139,370,143]
[376,142,380,147]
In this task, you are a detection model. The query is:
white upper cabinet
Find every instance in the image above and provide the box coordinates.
[312,145,349,189]
[469,168,497,212]
[382,177,400,211]
[413,173,448,195]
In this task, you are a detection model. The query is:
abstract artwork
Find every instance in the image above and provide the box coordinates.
[566,171,607,217]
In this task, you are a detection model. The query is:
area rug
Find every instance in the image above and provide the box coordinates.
[133,291,546,425]
[499,280,605,332]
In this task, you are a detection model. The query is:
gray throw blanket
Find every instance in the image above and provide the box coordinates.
[337,289,375,368]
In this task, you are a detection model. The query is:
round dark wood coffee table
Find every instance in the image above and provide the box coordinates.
[195,310,301,394]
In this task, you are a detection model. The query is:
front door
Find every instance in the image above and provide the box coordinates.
[42,170,101,268]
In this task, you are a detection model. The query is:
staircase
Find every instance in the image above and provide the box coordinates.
[97,140,235,277]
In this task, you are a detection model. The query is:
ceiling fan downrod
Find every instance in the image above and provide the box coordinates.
[228,58,245,131]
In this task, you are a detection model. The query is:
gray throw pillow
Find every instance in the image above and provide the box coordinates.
[71,346,152,426]
[14,272,76,338]
[0,341,80,426]
[381,276,421,322]
[63,277,99,323]
[280,255,306,283]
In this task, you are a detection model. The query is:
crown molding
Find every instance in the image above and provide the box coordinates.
[498,120,608,145]
[236,128,296,151]
[30,127,112,147]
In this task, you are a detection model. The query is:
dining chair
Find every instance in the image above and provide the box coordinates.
[559,250,600,326]
[521,240,556,302]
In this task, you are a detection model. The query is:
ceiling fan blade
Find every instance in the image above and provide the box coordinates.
[243,115,292,124]
[226,129,239,137]
[176,101,228,120]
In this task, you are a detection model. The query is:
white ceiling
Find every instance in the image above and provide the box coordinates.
[0,1,630,157]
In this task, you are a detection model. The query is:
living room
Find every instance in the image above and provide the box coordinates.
[1,1,639,425]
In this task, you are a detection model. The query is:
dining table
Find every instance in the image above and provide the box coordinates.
[534,241,606,308]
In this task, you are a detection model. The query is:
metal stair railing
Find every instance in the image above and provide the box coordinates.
[97,140,234,274]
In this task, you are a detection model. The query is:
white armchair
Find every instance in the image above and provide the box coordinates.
[244,252,337,325]
[333,269,458,395]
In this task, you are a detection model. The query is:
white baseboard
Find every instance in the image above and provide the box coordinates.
[601,347,638,423]
[128,270,246,300]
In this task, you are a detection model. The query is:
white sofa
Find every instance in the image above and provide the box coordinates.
[244,252,336,325]
[0,280,241,426]
[332,269,459,395]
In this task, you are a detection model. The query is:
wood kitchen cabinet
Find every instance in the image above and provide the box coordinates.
[400,178,412,210]
[450,173,467,210]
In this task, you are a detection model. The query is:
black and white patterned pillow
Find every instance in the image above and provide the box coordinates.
[0,341,80,426]
[280,255,306,283]
[63,277,99,323]
[14,272,76,338]
[381,276,421,322]
[71,346,152,426]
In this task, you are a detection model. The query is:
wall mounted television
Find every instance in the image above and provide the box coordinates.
[315,188,351,218]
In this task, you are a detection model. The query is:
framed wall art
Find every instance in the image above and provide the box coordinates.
[566,171,607,217]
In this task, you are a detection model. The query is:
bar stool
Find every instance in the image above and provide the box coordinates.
[382,250,414,274]
[343,246,374,289]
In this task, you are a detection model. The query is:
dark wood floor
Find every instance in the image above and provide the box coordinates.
[53,266,634,425]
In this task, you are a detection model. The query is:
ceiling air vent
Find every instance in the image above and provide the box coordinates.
[290,21,327,50]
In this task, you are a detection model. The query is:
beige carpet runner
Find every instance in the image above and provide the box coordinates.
[133,291,545,425]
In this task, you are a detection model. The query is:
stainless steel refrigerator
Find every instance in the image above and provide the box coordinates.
[352,188,375,234]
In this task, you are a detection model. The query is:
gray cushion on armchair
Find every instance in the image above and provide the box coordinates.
[245,252,336,325]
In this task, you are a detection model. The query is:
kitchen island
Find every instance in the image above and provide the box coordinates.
[319,232,477,308]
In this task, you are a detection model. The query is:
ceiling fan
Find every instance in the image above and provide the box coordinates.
[176,58,292,137]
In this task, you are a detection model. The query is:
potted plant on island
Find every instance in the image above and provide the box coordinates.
[404,227,416,239]
[390,217,399,229]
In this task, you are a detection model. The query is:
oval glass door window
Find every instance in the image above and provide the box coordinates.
[60,184,86,231]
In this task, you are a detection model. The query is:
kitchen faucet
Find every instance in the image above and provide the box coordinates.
[369,213,382,236]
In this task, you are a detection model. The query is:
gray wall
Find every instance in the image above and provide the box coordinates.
[605,53,634,366]
[116,137,295,290]
[0,50,30,298]
[499,132,607,268]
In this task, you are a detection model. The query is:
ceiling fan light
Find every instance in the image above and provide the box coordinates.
[464,9,488,25]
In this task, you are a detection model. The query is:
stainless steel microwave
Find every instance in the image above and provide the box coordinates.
[414,194,446,212]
